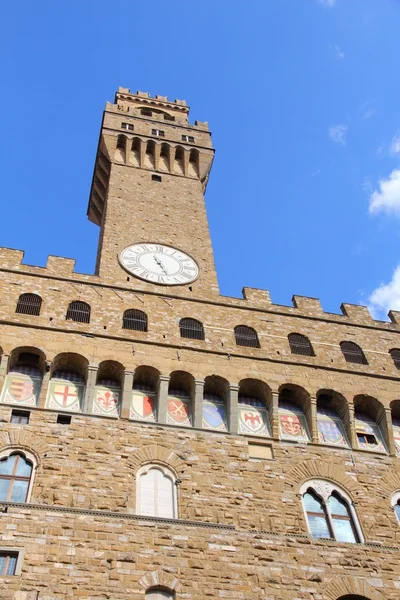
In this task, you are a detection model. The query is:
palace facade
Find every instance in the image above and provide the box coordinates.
[0,88,399,600]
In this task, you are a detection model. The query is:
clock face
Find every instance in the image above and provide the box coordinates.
[119,243,199,286]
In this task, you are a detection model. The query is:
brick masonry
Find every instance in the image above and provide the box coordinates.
[0,88,399,599]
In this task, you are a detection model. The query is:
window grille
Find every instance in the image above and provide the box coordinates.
[123,309,148,332]
[15,293,42,316]
[390,348,400,369]
[66,301,91,324]
[234,325,260,348]
[179,318,204,340]
[152,174,162,182]
[340,341,367,365]
[0,552,18,576]
[0,453,33,502]
[288,333,314,356]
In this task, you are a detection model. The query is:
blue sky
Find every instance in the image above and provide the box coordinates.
[1,0,400,319]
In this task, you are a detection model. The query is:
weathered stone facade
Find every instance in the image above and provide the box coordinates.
[0,88,400,599]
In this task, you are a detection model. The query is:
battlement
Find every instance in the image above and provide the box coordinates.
[110,88,209,130]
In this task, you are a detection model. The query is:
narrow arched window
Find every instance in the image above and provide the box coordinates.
[301,481,361,543]
[15,293,42,316]
[179,318,204,340]
[288,333,314,356]
[390,348,400,369]
[146,588,174,600]
[303,490,331,539]
[391,492,400,523]
[234,325,260,348]
[340,341,367,365]
[0,453,33,502]
[66,301,91,324]
[137,465,177,518]
[123,309,148,332]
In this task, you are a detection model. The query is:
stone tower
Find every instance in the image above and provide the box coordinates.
[88,88,218,296]
[0,88,399,600]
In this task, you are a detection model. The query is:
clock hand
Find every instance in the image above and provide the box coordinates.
[153,255,168,275]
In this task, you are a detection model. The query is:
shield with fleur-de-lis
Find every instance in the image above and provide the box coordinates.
[94,387,120,417]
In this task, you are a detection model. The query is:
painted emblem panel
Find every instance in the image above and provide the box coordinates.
[130,390,157,422]
[93,386,121,417]
[238,397,270,436]
[167,395,192,426]
[317,408,349,447]
[46,372,84,412]
[279,401,310,442]
[203,395,227,431]
[0,367,41,407]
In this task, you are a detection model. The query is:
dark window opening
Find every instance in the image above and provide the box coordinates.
[288,333,315,356]
[340,341,367,365]
[15,293,42,316]
[121,122,134,131]
[10,410,30,425]
[182,135,195,143]
[152,129,165,137]
[123,309,148,332]
[66,301,91,324]
[234,325,260,348]
[152,174,162,182]
[356,431,377,445]
[390,348,400,369]
[164,114,175,121]
[57,414,72,425]
[179,318,205,340]
[141,108,152,116]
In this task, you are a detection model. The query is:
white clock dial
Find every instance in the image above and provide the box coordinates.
[119,243,199,286]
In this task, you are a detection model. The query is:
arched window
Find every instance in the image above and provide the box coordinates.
[234,325,260,349]
[391,491,400,523]
[0,452,33,502]
[15,293,42,316]
[301,480,362,543]
[340,341,367,365]
[288,333,314,356]
[137,464,177,518]
[123,309,148,332]
[179,318,204,340]
[146,588,174,600]
[66,301,91,324]
[389,348,400,369]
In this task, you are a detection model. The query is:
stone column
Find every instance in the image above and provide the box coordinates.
[381,407,396,456]
[347,402,358,449]
[157,375,170,424]
[0,354,9,391]
[308,397,319,443]
[154,143,161,171]
[270,391,280,439]
[121,370,134,420]
[124,136,130,165]
[193,379,204,429]
[38,361,52,408]
[83,365,98,414]
[228,383,239,434]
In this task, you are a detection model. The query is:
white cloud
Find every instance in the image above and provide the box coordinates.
[368,265,400,319]
[368,169,400,216]
[361,109,375,120]
[318,0,336,6]
[334,44,345,59]
[390,131,400,155]
[328,124,348,146]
